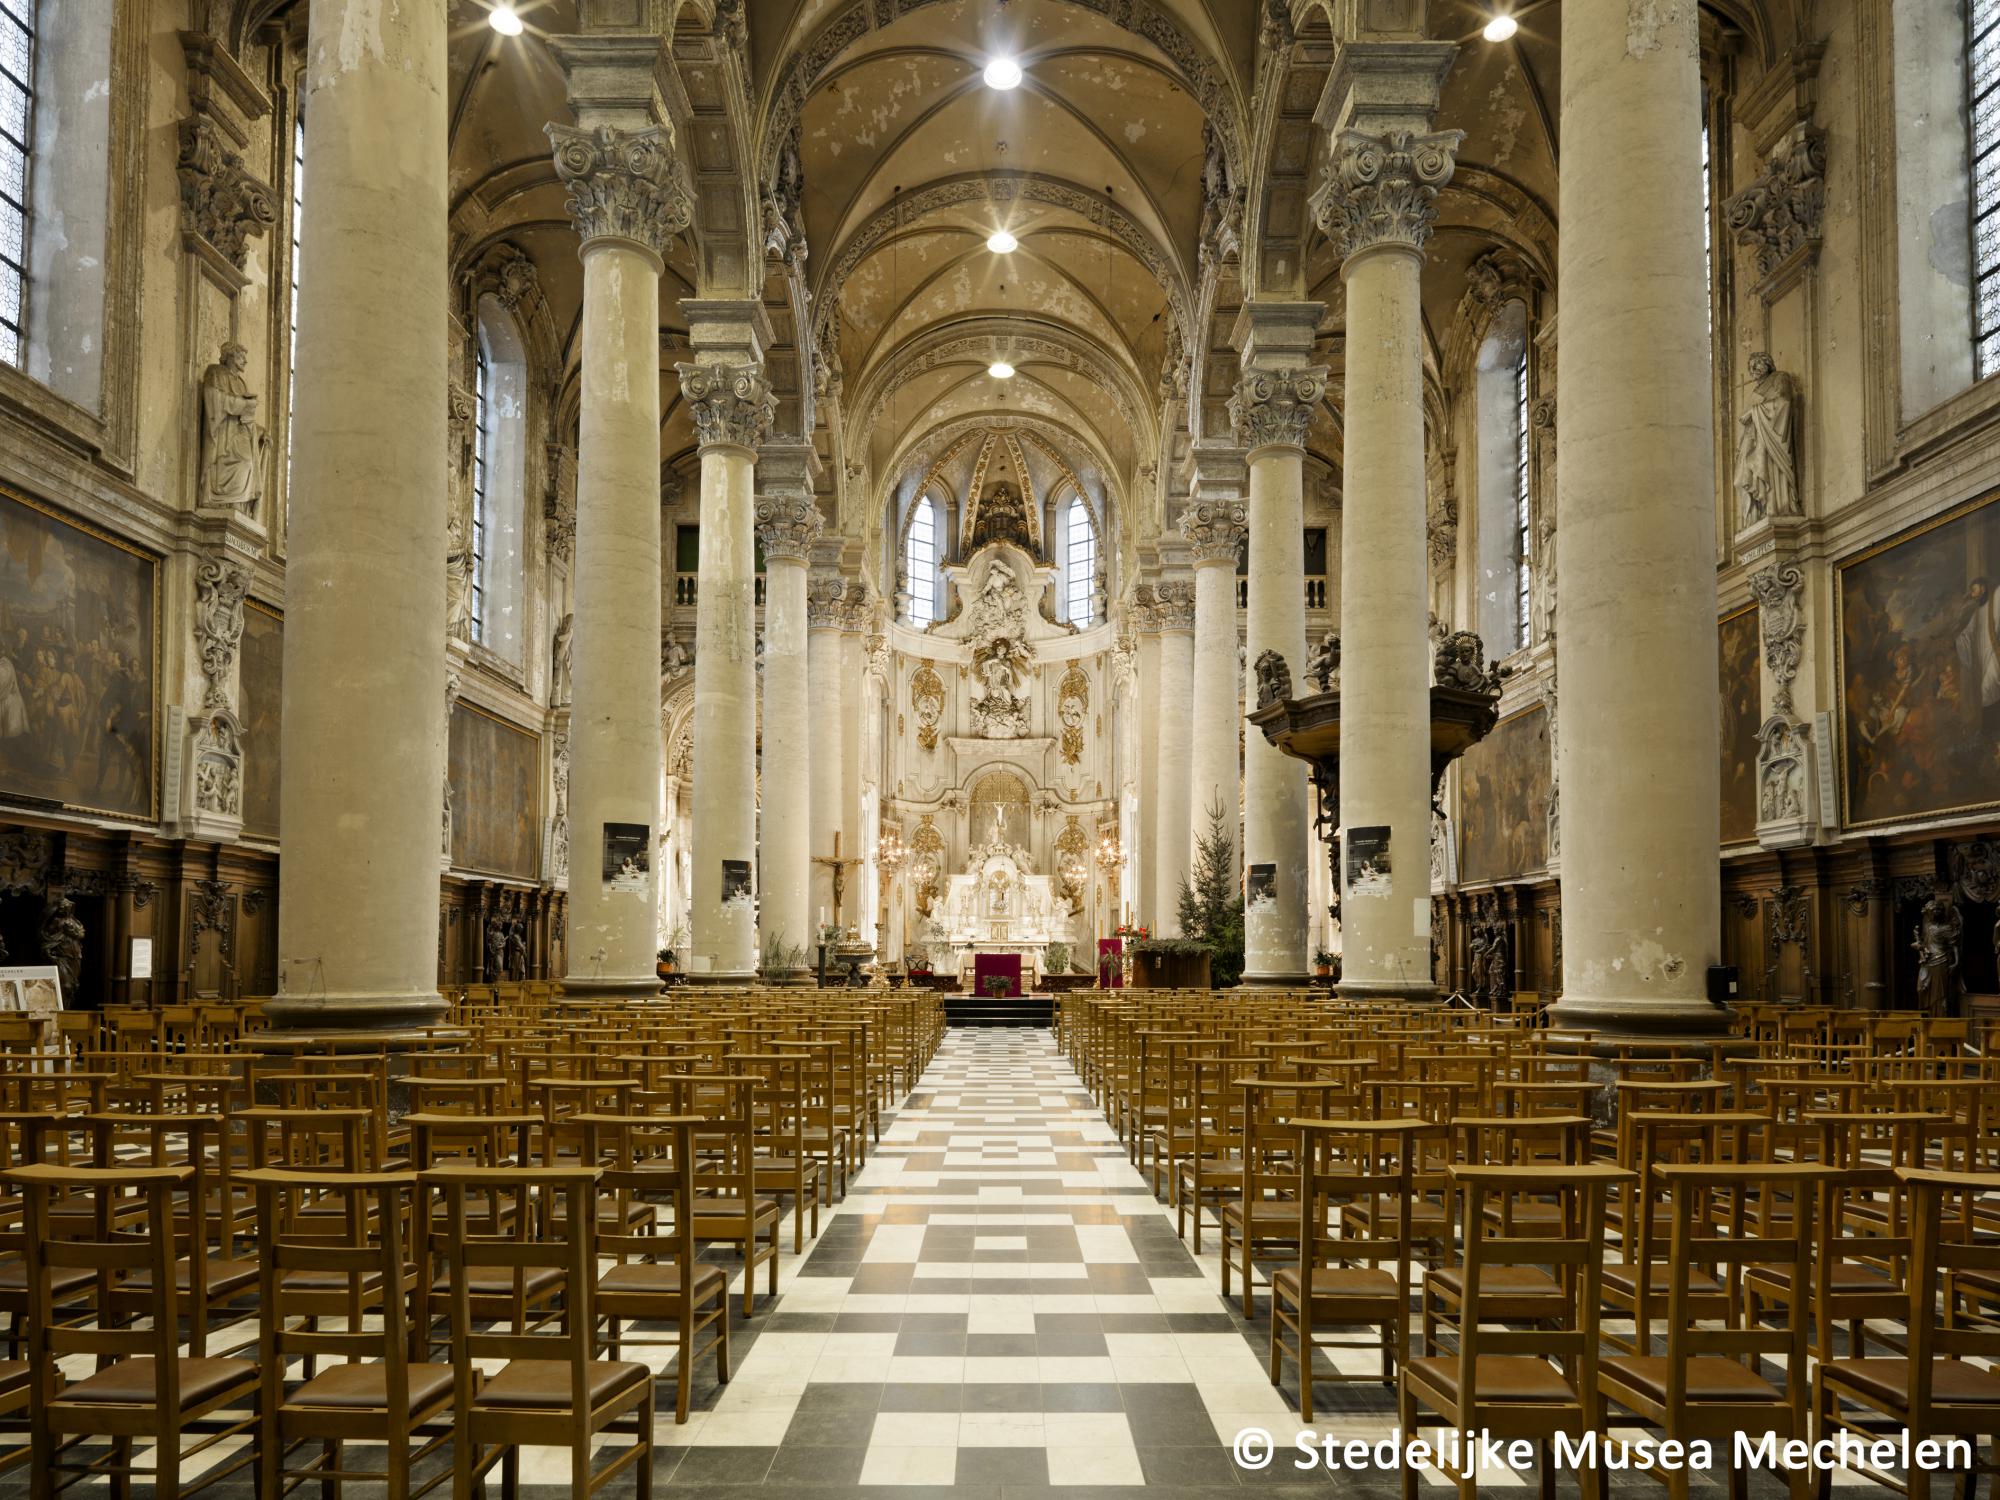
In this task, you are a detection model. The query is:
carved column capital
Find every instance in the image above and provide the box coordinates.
[177,117,276,272]
[1311,128,1462,262]
[546,123,693,261]
[807,571,849,629]
[755,495,825,562]
[1724,122,1826,282]
[676,362,775,451]
[1229,366,1328,453]
[1153,578,1196,631]
[1178,498,1248,564]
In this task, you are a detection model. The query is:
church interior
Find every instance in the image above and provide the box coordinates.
[1,0,1999,1492]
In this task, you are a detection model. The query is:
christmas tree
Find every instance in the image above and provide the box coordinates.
[1177,797,1245,988]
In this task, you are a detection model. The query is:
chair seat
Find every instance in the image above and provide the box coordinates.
[1406,1355,1576,1405]
[692,1200,781,1231]
[288,1361,455,1417]
[1822,1358,2000,1409]
[1745,1261,1896,1294]
[0,1262,93,1307]
[124,1255,260,1300]
[1600,1264,1722,1297]
[598,1261,730,1302]
[1272,1265,1399,1304]
[430,1266,564,1300]
[1600,1355,1782,1405]
[473,1358,650,1412]
[0,1361,26,1397]
[1426,1266,1563,1302]
[59,1357,257,1410]
[1222,1199,1302,1228]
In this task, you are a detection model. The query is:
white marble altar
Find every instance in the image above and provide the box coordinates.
[939,805,1071,985]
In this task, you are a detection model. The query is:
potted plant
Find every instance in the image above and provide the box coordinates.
[983,974,1013,999]
[1313,947,1336,979]
[657,923,688,979]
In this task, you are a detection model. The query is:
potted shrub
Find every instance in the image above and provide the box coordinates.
[983,974,1013,999]
[657,924,688,979]
[1313,947,1336,979]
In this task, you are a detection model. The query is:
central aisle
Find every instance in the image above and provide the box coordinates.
[666,1027,1314,1492]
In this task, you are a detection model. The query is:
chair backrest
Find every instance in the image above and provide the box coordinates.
[1645,1162,1821,1416]
[248,1169,422,1400]
[578,1114,700,1270]
[1902,1167,2000,1423]
[428,1165,604,1408]
[1296,1118,1426,1289]
[9,1163,187,1401]
[1445,1163,1627,1398]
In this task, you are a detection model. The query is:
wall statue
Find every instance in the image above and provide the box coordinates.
[1305,632,1340,693]
[198,343,271,513]
[1532,515,1558,645]
[1253,650,1291,710]
[1433,631,1504,695]
[39,889,84,995]
[1735,353,1801,526]
[551,613,574,704]
[971,637,1033,739]
[662,637,693,679]
[1914,882,1964,1017]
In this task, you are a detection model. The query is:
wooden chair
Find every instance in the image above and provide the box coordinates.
[585,1113,732,1423]
[1399,1163,1628,1500]
[655,1073,781,1315]
[1813,1167,2000,1500]
[431,1164,656,1500]
[732,1052,824,1253]
[1598,1163,1821,1500]
[1221,1078,1346,1316]
[12,1163,259,1500]
[249,1167,454,1500]
[1270,1118,1425,1422]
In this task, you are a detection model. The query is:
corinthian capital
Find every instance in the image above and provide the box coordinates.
[1153,578,1196,631]
[807,571,848,629]
[177,118,276,270]
[1178,498,1248,564]
[546,124,693,260]
[755,495,824,562]
[1229,366,1328,453]
[676,362,776,450]
[1311,128,1462,261]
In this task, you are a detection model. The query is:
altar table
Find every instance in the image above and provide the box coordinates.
[973,952,1024,999]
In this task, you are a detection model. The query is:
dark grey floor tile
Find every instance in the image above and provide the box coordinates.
[954,1448,1052,1486]
[662,1446,776,1485]
[958,1382,1044,1412]
[876,1383,967,1411]
[764,1442,870,1485]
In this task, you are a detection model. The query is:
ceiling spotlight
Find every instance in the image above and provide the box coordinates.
[988,361,1015,379]
[986,229,1018,254]
[489,3,525,35]
[983,56,1023,90]
[1481,13,1518,41]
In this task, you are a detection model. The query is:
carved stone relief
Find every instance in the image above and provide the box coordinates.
[1057,664,1089,767]
[197,344,272,513]
[910,661,945,752]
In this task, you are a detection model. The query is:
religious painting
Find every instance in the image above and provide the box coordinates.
[239,601,282,840]
[0,491,158,821]
[448,702,540,880]
[1719,604,1761,845]
[1455,704,1549,885]
[603,823,649,891]
[1839,491,2000,828]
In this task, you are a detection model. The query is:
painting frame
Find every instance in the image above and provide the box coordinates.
[1719,602,1761,847]
[1836,490,2000,831]
[238,598,282,842]
[447,700,542,881]
[1454,703,1550,886]
[0,484,161,823]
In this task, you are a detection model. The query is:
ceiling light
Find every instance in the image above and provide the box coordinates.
[986,229,1018,253]
[983,56,1023,90]
[1481,13,1518,41]
[489,4,525,35]
[988,361,1015,379]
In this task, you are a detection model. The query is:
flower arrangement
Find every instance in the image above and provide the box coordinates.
[1113,922,1150,941]
[983,974,1012,999]
[1313,948,1337,969]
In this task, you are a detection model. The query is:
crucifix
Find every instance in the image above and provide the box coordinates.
[812,832,865,932]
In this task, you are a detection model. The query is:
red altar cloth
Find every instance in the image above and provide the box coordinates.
[973,953,1023,998]
[1098,938,1124,989]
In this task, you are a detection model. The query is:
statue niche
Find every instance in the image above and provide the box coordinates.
[969,480,1035,555]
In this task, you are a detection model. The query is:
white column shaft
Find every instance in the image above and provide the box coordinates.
[274,0,448,1030]
[1190,559,1239,860]
[1243,449,1312,982]
[808,622,845,930]
[1155,625,1194,934]
[760,556,810,966]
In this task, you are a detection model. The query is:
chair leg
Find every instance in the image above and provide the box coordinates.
[157,1433,180,1500]
[636,1383,657,1500]
[717,1300,732,1383]
[1398,1380,1419,1500]
[569,1432,590,1500]
[502,1441,521,1500]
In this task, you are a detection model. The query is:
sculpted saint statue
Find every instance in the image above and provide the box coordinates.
[1734,353,1800,525]
[199,343,272,511]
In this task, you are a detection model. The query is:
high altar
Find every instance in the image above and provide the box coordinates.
[938,805,1071,988]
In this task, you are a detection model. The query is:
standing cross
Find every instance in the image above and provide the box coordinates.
[811,831,866,932]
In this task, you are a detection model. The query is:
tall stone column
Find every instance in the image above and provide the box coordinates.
[271,0,448,1032]
[755,448,821,979]
[1545,0,1723,1037]
[1152,577,1195,933]
[1232,306,1325,986]
[807,569,848,934]
[1180,493,1248,864]
[680,320,775,981]
[544,86,691,997]
[1312,49,1458,1003]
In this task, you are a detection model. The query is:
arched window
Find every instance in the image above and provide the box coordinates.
[0,1,39,367]
[1474,299,1531,656]
[471,296,528,663]
[1971,0,2000,375]
[1063,494,1097,626]
[905,495,938,626]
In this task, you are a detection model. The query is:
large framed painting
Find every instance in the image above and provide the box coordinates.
[1719,604,1761,845]
[448,702,540,880]
[1838,491,2000,828]
[1456,703,1549,885]
[0,488,159,820]
[239,601,281,840]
